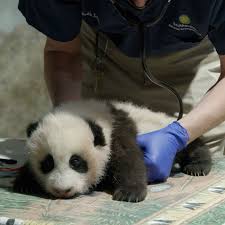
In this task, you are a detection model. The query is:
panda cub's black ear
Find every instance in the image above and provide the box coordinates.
[26,122,39,138]
[86,119,106,147]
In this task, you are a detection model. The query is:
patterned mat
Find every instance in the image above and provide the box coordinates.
[0,138,225,225]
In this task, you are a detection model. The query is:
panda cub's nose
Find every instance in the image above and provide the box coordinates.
[53,187,72,197]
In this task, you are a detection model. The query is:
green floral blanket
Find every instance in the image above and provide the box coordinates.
[0,138,225,225]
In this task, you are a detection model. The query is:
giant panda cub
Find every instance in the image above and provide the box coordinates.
[13,99,212,202]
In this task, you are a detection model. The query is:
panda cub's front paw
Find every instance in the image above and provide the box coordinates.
[113,184,147,203]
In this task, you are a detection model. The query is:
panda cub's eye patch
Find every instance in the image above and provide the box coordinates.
[40,154,54,174]
[69,155,88,173]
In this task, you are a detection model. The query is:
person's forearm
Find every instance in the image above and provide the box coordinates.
[44,39,83,106]
[179,75,225,143]
[44,51,83,106]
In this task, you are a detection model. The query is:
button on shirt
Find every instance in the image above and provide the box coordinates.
[18,0,225,57]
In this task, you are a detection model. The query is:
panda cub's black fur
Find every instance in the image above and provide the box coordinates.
[13,100,212,202]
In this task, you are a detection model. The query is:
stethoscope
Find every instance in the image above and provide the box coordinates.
[96,0,183,120]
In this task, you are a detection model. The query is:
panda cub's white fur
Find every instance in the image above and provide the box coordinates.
[112,101,174,134]
[14,99,211,202]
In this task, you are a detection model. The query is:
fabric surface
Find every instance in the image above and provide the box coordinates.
[0,138,225,225]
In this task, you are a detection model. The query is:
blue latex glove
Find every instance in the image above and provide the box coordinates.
[136,121,189,183]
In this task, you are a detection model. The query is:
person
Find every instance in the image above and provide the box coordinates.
[18,0,225,182]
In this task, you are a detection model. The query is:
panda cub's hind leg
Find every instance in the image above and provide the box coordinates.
[175,138,212,176]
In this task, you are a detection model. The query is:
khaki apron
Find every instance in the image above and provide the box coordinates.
[80,21,225,155]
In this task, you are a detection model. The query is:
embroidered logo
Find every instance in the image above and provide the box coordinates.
[179,14,191,25]
[169,14,202,38]
[168,22,202,37]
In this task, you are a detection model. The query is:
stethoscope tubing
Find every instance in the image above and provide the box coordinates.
[113,0,183,120]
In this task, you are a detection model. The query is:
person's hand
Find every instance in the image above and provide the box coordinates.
[136,121,189,183]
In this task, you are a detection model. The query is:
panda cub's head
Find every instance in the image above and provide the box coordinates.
[25,109,110,199]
